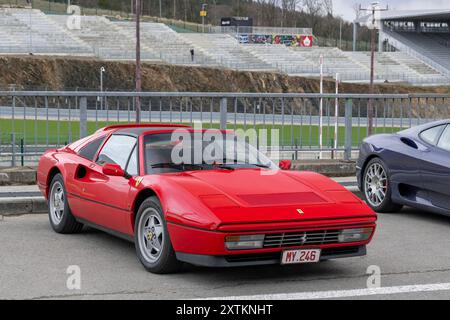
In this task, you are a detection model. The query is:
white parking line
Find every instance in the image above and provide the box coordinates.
[205,283,450,300]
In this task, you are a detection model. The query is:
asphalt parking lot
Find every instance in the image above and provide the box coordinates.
[1,208,450,300]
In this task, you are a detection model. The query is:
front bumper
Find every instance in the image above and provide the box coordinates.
[168,219,376,267]
[176,245,366,267]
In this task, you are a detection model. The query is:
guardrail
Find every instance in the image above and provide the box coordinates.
[1,91,450,166]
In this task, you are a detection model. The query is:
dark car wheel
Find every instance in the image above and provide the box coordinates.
[134,197,182,274]
[363,158,403,213]
[48,174,84,234]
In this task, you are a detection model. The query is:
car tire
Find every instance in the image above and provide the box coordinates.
[134,197,182,274]
[48,174,84,234]
[362,158,403,213]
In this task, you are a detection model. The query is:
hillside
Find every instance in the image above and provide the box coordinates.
[1,56,448,95]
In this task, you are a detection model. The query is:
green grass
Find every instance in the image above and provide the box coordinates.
[0,118,403,148]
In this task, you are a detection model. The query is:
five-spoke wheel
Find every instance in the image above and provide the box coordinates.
[134,197,181,274]
[138,209,165,263]
[48,173,83,234]
[49,181,65,225]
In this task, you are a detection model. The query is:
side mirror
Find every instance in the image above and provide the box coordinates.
[279,160,292,171]
[102,163,126,177]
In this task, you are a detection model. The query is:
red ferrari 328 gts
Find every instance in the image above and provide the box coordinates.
[38,124,377,274]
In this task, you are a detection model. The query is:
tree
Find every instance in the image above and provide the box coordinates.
[323,0,333,17]
[302,0,325,32]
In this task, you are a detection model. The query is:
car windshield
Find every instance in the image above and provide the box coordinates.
[144,132,277,174]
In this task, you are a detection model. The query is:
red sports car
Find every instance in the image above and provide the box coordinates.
[37,124,377,274]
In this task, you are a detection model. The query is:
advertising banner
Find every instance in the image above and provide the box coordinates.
[238,34,313,47]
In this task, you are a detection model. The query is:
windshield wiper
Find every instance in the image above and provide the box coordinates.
[250,163,272,169]
[214,159,271,170]
[150,163,206,170]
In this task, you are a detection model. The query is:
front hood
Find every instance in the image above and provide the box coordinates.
[164,169,374,227]
[188,169,330,206]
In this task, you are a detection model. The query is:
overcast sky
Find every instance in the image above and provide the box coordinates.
[333,0,450,21]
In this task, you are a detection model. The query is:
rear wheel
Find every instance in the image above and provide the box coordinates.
[134,197,182,274]
[363,158,403,213]
[48,174,83,234]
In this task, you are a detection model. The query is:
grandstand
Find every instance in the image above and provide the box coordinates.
[357,9,450,80]
[0,8,92,55]
[0,7,449,85]
[182,33,274,71]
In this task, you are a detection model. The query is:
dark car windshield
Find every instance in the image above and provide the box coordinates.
[144,132,277,174]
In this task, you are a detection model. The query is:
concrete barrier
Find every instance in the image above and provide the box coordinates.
[0,198,46,215]
[291,160,356,177]
[0,167,37,185]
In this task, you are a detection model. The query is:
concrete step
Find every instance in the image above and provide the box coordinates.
[292,160,356,177]
[0,167,37,185]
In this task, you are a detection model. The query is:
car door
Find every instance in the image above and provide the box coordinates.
[420,124,450,210]
[73,134,138,235]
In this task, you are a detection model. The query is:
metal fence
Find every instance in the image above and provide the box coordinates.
[1,91,450,166]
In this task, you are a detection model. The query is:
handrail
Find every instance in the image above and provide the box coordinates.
[1,91,449,99]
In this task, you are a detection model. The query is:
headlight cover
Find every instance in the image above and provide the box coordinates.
[338,228,373,243]
[225,234,265,250]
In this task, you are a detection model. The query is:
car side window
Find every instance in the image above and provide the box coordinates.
[437,126,450,152]
[420,125,445,145]
[97,135,137,169]
[78,136,106,161]
[126,145,138,176]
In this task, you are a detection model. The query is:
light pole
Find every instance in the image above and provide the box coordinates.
[334,73,340,155]
[135,0,142,123]
[201,4,208,33]
[319,54,324,159]
[27,0,33,53]
[100,66,105,110]
[359,2,388,136]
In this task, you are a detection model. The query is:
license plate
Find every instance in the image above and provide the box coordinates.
[281,249,321,265]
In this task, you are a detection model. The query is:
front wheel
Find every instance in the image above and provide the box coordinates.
[363,158,403,213]
[134,197,182,274]
[48,174,83,234]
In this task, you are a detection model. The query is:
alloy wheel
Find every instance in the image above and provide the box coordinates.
[364,162,388,207]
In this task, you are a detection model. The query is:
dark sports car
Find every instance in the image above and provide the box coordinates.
[357,119,450,215]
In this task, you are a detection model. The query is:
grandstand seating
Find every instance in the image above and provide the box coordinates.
[112,21,217,66]
[396,32,450,70]
[0,8,92,55]
[50,15,161,61]
[293,47,368,78]
[344,51,449,84]
[182,33,274,71]
[0,8,449,85]
[244,44,320,75]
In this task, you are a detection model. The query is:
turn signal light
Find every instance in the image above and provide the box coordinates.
[338,228,373,243]
[225,235,265,250]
